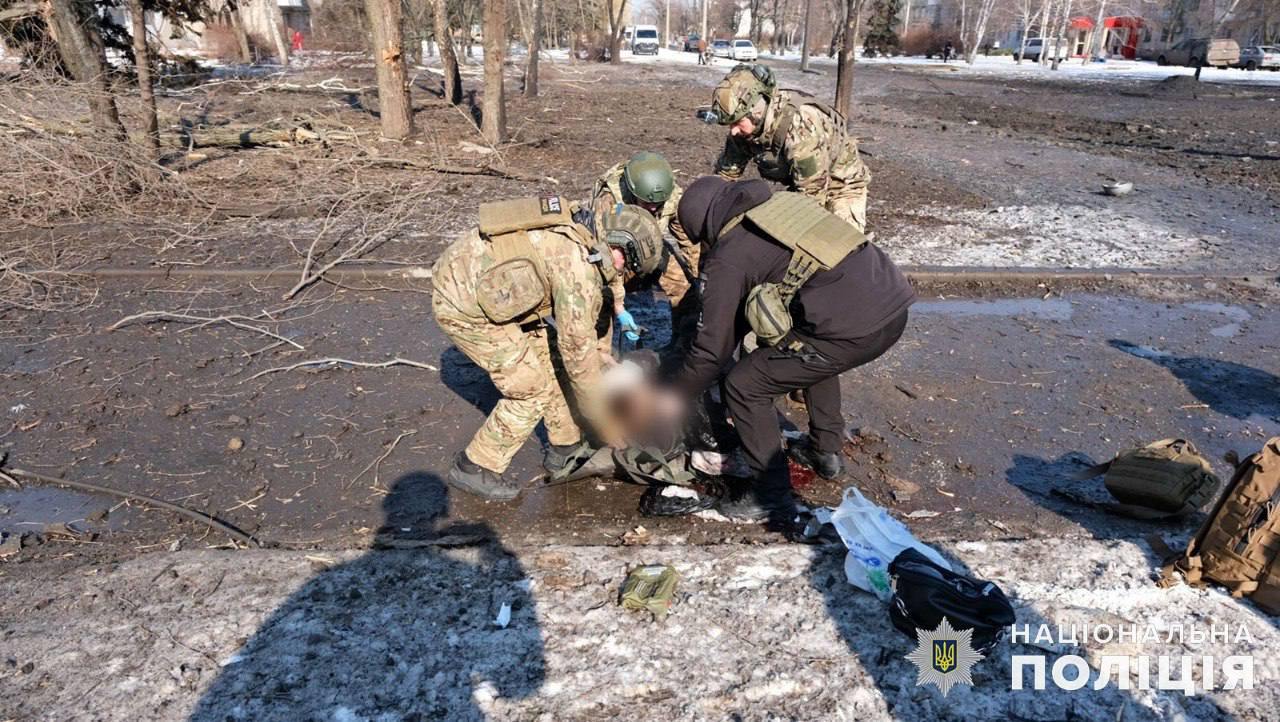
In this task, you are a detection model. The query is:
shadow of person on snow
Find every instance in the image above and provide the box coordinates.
[188,472,545,722]
[1108,339,1280,422]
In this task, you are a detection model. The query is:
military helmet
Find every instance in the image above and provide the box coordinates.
[622,151,675,205]
[710,63,776,125]
[602,203,664,276]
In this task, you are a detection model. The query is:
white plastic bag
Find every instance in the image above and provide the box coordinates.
[827,487,951,601]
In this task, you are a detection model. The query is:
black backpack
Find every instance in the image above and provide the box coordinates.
[888,548,1016,655]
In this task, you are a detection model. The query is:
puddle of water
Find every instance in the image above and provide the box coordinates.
[1210,324,1241,338]
[1183,302,1252,323]
[911,298,1074,321]
[0,487,123,533]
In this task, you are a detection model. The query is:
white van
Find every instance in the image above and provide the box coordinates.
[1014,38,1066,62]
[632,25,660,55]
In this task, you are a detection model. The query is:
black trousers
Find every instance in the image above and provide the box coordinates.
[723,309,910,490]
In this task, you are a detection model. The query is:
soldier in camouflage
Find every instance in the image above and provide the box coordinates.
[709,64,872,232]
[432,201,664,501]
[592,151,701,358]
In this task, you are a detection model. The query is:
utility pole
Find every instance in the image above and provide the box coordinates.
[701,0,708,42]
[800,0,813,70]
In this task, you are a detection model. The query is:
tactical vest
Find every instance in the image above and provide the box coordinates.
[718,192,866,347]
[475,196,593,325]
[1157,437,1280,613]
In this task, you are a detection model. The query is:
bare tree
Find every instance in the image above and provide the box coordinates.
[433,0,463,104]
[127,0,160,155]
[1050,0,1073,69]
[607,0,629,64]
[800,0,813,68]
[964,0,998,63]
[262,0,291,65]
[365,0,416,138]
[526,0,545,96]
[834,0,864,115]
[1014,0,1048,64]
[482,0,508,142]
[46,0,128,140]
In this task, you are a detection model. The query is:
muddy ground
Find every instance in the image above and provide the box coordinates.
[2,52,1279,720]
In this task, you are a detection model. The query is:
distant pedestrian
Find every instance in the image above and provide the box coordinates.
[697,37,707,65]
[943,41,954,62]
[291,30,303,52]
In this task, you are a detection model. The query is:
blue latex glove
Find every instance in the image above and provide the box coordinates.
[616,309,640,342]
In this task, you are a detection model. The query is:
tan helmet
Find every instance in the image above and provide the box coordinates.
[602,203,664,276]
[710,63,776,125]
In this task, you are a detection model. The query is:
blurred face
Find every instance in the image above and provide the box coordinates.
[636,199,662,215]
[611,247,626,271]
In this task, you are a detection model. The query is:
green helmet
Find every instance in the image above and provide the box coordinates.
[710,63,776,125]
[602,203,664,276]
[622,152,675,205]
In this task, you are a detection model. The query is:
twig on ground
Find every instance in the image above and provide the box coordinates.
[245,357,438,381]
[349,429,419,489]
[108,311,305,350]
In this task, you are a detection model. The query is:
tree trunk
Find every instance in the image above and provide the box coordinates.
[1050,0,1072,70]
[46,0,128,141]
[364,0,416,139]
[799,0,813,69]
[965,0,997,64]
[482,0,508,143]
[526,0,543,97]
[128,0,160,155]
[834,0,860,116]
[433,0,463,104]
[229,2,252,63]
[1084,0,1106,64]
[608,0,628,65]
[263,0,290,65]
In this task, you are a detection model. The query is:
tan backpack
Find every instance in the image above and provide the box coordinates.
[1071,438,1220,519]
[1158,437,1280,614]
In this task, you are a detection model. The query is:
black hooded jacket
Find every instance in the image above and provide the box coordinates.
[674,178,916,395]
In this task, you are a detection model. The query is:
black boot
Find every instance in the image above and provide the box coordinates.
[787,436,844,480]
[714,480,799,524]
[447,452,520,501]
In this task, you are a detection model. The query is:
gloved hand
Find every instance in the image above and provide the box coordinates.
[616,308,640,342]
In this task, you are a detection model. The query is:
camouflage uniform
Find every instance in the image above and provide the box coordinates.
[432,227,613,474]
[714,91,872,232]
[592,163,702,358]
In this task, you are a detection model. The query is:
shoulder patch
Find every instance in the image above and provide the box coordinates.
[793,154,820,179]
[541,196,563,214]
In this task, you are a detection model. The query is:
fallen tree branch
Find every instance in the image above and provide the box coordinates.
[0,461,263,548]
[107,311,305,350]
[353,156,552,183]
[245,356,438,381]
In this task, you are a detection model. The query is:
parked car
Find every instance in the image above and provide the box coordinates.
[1237,45,1279,70]
[1157,38,1240,68]
[684,33,701,52]
[1013,37,1066,62]
[632,25,660,55]
[731,39,758,61]
[711,39,732,58]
